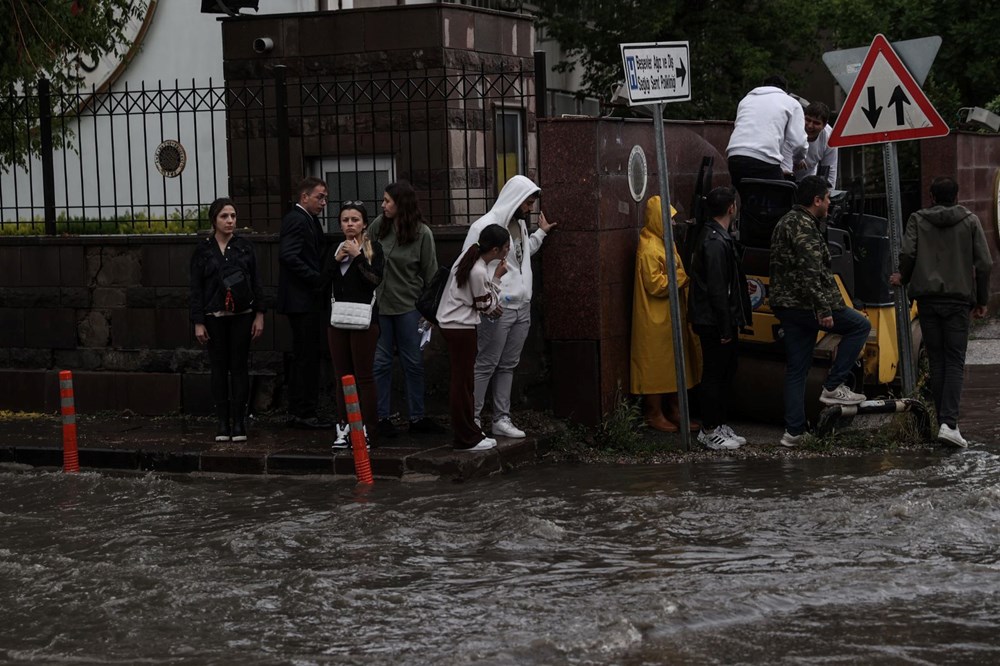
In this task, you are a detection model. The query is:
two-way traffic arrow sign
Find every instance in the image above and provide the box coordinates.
[828,34,949,148]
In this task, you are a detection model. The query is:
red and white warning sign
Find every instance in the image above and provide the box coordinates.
[829,34,949,148]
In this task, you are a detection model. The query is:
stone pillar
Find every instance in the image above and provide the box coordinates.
[920,131,1000,308]
[538,117,727,425]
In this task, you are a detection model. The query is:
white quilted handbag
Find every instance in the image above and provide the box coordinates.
[330,295,374,330]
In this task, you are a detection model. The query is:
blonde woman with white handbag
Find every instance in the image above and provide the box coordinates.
[324,201,384,448]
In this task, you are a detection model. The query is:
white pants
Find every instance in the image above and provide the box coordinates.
[474,301,531,421]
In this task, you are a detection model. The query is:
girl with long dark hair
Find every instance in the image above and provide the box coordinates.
[324,202,384,448]
[190,197,265,442]
[367,181,443,438]
[436,224,510,451]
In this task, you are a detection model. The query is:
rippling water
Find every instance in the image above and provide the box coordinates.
[3,449,1000,664]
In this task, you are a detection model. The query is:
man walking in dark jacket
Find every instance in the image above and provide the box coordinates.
[688,186,753,450]
[769,175,870,447]
[890,176,993,447]
[279,176,333,429]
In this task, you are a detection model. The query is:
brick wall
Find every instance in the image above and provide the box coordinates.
[0,231,538,417]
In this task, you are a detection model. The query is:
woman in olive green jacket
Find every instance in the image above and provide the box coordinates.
[368,181,444,438]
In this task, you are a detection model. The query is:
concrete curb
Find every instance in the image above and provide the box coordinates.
[0,436,554,481]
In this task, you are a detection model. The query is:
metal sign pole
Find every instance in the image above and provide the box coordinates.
[652,103,691,450]
[883,142,915,394]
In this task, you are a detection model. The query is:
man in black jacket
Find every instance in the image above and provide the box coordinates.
[279,176,333,429]
[688,186,753,450]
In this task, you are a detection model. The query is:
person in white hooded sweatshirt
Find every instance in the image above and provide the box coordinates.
[461,175,557,438]
[726,74,808,188]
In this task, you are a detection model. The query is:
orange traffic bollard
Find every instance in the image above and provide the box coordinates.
[59,370,80,473]
[341,375,373,485]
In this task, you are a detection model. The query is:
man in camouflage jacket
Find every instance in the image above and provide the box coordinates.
[769,175,871,447]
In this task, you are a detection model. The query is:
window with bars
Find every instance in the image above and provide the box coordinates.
[312,155,394,231]
[494,108,524,192]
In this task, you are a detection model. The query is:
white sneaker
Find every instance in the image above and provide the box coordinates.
[719,424,747,446]
[937,423,968,448]
[332,423,350,449]
[697,428,740,451]
[461,437,497,452]
[492,416,526,438]
[819,384,866,406]
[780,431,804,448]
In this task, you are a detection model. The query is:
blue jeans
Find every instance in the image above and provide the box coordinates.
[774,307,871,435]
[917,299,971,428]
[373,310,425,421]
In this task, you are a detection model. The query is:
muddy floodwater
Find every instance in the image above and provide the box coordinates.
[3,449,1000,664]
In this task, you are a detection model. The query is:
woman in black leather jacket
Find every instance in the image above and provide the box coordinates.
[324,201,384,448]
[190,197,265,443]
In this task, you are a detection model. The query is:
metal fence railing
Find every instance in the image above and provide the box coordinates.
[0,58,537,234]
[1,78,234,234]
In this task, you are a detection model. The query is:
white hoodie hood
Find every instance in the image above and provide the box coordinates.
[462,175,547,305]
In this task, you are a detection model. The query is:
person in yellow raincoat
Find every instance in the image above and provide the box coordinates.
[630,196,702,432]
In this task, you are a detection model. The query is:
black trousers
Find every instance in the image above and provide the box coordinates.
[328,323,380,433]
[440,327,482,448]
[286,311,325,418]
[695,325,739,430]
[728,155,783,189]
[204,312,254,409]
[918,299,971,428]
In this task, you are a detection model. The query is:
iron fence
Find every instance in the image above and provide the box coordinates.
[0,58,537,234]
[442,0,528,11]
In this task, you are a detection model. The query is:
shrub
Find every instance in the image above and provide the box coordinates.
[0,206,209,235]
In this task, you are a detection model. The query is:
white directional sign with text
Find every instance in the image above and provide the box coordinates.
[620,42,691,105]
[829,34,948,147]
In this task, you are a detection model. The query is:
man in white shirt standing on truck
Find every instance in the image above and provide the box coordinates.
[726,74,808,188]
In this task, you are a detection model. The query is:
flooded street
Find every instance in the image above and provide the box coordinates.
[3,450,1000,664]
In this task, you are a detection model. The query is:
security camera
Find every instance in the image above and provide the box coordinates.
[253,37,273,54]
[958,107,1000,133]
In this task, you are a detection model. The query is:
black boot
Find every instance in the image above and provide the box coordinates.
[214,403,231,442]
[231,402,247,442]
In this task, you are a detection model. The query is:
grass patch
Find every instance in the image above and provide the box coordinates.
[595,385,646,453]
[0,410,52,421]
[0,207,209,235]
[547,385,662,459]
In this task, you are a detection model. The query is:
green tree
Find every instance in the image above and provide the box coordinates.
[1,0,146,169]
[534,0,824,119]
[828,1,1000,124]
[535,1,1000,123]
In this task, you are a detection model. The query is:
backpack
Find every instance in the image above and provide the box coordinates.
[416,256,458,326]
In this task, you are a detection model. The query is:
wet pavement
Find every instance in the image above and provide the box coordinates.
[2,326,997,480]
[0,414,558,482]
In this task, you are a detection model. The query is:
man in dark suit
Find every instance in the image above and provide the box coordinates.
[279,176,333,429]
